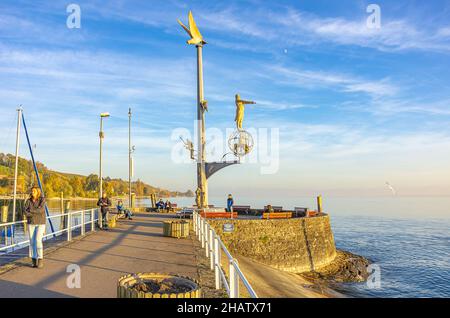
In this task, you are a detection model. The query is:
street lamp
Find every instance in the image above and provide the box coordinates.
[99,112,110,228]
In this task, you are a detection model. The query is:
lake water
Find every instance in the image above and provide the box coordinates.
[158,195,450,298]
[17,196,450,297]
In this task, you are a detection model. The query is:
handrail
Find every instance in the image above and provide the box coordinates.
[0,208,99,253]
[192,211,258,298]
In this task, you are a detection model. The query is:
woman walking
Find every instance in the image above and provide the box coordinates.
[23,186,46,268]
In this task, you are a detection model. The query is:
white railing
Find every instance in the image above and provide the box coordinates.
[192,211,258,298]
[0,208,99,253]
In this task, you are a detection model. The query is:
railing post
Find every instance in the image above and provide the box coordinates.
[214,237,221,289]
[193,213,196,233]
[200,218,205,248]
[81,210,85,236]
[229,260,236,298]
[197,215,201,239]
[204,223,209,258]
[91,209,95,232]
[209,228,214,270]
[67,211,71,241]
[234,259,240,298]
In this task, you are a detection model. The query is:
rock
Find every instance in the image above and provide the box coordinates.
[302,250,370,283]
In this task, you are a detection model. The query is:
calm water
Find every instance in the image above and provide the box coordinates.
[38,196,450,297]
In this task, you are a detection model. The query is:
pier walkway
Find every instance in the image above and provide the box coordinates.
[0,213,198,298]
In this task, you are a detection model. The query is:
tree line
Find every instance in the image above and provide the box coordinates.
[0,153,193,198]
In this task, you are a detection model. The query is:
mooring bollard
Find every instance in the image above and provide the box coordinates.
[317,195,323,214]
[67,211,72,241]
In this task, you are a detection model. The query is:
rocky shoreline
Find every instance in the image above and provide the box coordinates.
[301,250,370,287]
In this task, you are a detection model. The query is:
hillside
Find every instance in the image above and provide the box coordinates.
[0,153,194,199]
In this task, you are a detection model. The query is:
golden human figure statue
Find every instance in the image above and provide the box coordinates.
[235,94,256,130]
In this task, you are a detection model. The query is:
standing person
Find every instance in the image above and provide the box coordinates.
[227,194,234,212]
[97,192,111,230]
[23,186,46,269]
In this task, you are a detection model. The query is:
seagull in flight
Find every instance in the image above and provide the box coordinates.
[385,182,396,196]
[177,11,206,45]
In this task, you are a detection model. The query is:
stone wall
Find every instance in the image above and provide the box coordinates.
[208,215,337,273]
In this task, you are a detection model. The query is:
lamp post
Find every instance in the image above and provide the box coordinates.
[99,112,110,229]
[128,108,135,209]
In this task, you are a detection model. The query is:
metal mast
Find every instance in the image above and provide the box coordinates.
[12,107,22,224]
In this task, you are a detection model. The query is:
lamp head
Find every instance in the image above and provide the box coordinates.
[100,112,110,118]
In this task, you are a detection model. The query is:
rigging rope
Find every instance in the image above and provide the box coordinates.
[21,112,56,237]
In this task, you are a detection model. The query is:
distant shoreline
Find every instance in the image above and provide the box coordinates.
[0,195,194,201]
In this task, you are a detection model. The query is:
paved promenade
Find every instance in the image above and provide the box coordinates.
[0,213,198,298]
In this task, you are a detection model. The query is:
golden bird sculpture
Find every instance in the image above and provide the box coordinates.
[177,11,207,45]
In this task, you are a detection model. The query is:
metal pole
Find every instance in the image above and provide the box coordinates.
[196,45,208,208]
[99,117,103,229]
[12,107,22,224]
[128,108,132,209]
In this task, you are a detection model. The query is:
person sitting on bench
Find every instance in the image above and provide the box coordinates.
[117,199,133,220]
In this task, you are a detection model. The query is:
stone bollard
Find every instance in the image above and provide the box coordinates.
[1,206,8,223]
[163,220,190,238]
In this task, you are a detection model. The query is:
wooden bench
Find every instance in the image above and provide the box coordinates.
[200,212,238,219]
[294,207,308,217]
[233,205,251,214]
[262,212,292,219]
[306,210,320,217]
[264,206,283,212]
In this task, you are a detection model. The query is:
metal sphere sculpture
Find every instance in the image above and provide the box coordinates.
[228,129,254,157]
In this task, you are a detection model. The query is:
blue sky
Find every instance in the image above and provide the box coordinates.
[0,0,450,198]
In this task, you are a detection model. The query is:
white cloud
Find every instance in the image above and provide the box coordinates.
[194,6,450,53]
[268,65,398,97]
